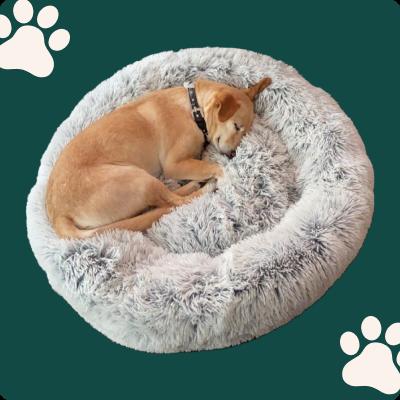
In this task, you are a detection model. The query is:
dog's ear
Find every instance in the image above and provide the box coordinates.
[214,93,240,122]
[244,77,272,101]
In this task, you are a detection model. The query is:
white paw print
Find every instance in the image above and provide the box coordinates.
[340,316,400,395]
[0,0,70,77]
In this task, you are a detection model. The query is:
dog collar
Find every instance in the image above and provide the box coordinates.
[186,83,209,143]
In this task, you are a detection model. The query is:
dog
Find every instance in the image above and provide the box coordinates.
[46,77,272,238]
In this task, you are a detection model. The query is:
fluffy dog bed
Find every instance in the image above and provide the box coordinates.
[26,48,374,353]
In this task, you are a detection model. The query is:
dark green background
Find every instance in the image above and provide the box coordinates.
[1,1,399,399]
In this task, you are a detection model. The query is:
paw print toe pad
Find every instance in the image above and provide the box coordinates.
[37,6,58,29]
[0,15,12,38]
[361,315,381,340]
[340,331,360,355]
[49,29,70,51]
[385,322,400,346]
[13,0,33,24]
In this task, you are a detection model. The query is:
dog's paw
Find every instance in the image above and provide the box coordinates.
[201,179,218,193]
[184,181,201,191]
[212,165,225,179]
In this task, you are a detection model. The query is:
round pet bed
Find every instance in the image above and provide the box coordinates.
[26,48,374,353]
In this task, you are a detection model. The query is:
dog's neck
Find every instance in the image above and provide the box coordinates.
[193,80,219,142]
[187,83,208,143]
[193,80,212,113]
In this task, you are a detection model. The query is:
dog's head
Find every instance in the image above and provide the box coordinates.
[203,77,271,157]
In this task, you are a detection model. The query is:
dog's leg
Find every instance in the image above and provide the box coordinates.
[95,207,171,233]
[148,178,213,208]
[164,159,223,181]
[173,181,201,196]
[55,207,172,239]
[56,165,214,239]
[92,181,213,237]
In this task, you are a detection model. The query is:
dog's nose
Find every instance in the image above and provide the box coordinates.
[226,151,236,159]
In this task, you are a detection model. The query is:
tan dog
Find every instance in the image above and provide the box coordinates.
[46,77,272,238]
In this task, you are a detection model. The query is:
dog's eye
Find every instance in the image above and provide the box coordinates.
[234,122,241,132]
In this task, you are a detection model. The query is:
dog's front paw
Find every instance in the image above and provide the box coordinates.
[201,179,218,194]
[212,165,224,179]
[185,181,202,191]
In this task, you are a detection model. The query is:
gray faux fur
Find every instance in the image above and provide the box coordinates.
[26,48,374,353]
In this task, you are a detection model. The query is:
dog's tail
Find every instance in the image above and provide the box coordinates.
[54,207,171,239]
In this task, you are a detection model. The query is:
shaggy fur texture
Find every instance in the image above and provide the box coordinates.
[26,48,374,353]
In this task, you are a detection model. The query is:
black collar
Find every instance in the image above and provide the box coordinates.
[186,84,209,143]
